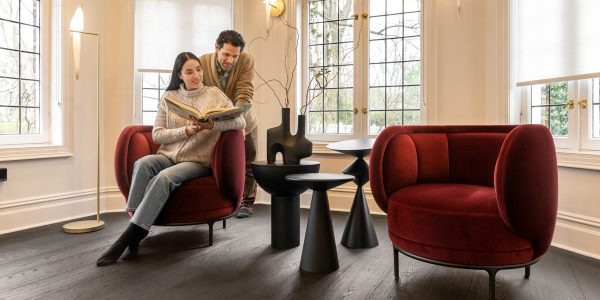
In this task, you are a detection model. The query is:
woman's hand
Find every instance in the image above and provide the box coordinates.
[185,119,214,136]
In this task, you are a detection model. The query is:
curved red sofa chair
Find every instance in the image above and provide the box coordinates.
[369,125,558,298]
[114,125,245,246]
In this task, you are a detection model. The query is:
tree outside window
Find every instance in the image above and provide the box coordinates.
[307,0,422,138]
[0,0,41,135]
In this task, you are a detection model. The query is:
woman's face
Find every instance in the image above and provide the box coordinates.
[178,59,203,90]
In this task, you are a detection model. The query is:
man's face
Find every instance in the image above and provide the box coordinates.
[216,43,241,72]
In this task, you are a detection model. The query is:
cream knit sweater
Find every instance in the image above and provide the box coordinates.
[152,85,245,167]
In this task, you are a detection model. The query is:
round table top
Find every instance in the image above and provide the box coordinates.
[326,138,375,157]
[286,172,354,182]
[251,160,320,168]
[285,173,355,191]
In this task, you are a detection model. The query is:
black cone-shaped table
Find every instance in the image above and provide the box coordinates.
[285,173,354,273]
[327,139,379,249]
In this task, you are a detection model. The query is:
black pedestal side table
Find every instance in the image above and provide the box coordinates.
[251,160,320,249]
[327,138,379,249]
[285,173,355,273]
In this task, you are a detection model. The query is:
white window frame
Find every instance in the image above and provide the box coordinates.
[516,79,600,170]
[510,0,600,170]
[581,79,600,150]
[133,68,170,125]
[0,0,71,161]
[302,0,434,142]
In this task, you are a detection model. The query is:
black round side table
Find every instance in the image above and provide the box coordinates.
[327,138,379,249]
[251,160,320,249]
[285,173,355,273]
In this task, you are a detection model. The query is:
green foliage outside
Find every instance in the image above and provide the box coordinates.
[537,82,568,137]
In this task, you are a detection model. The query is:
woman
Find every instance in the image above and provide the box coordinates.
[96,52,245,266]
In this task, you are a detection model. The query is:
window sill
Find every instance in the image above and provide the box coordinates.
[0,144,73,162]
[556,150,600,171]
[311,143,343,155]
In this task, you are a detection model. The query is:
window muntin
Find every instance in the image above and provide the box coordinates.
[307,0,355,135]
[306,0,423,138]
[140,71,170,125]
[368,0,421,134]
[592,78,600,139]
[0,0,41,136]
[530,82,569,137]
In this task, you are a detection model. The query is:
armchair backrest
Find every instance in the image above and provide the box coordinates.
[372,126,516,202]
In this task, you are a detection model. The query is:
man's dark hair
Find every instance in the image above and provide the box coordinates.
[216,30,246,52]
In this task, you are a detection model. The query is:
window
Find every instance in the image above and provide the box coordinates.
[139,71,170,125]
[524,80,600,151]
[513,0,600,154]
[305,0,423,140]
[0,0,43,141]
[530,82,569,137]
[133,0,232,125]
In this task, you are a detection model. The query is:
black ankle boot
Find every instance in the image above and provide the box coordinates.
[96,223,148,267]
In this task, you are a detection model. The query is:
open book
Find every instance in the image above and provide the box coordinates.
[164,95,243,121]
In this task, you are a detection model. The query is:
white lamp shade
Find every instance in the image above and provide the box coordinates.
[72,33,81,79]
[70,6,84,80]
[70,5,84,31]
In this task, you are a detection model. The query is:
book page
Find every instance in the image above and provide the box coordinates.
[164,95,242,121]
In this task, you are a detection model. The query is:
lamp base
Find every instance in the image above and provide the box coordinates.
[63,219,104,233]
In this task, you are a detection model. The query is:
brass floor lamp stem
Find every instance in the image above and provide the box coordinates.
[63,30,104,234]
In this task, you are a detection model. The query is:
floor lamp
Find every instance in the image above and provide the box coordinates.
[63,5,104,233]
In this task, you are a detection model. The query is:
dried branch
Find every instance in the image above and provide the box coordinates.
[247,14,299,108]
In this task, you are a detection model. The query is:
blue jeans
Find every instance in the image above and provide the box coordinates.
[126,154,211,230]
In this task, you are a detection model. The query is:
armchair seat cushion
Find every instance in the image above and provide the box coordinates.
[155,177,235,225]
[388,183,533,266]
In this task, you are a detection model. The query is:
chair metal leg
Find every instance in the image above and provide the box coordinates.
[394,247,399,279]
[486,268,498,300]
[525,265,530,279]
[208,222,214,246]
[223,219,226,229]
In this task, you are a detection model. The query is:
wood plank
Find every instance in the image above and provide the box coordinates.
[0,204,599,299]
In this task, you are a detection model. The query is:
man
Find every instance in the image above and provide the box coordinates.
[200,30,257,218]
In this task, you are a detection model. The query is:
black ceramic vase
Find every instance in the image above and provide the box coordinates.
[266,108,313,165]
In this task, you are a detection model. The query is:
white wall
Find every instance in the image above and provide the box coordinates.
[0,0,131,233]
[1,0,599,261]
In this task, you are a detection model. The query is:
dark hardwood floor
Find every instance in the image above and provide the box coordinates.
[1,204,599,300]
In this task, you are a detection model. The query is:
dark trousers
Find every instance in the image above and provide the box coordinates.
[243,127,258,205]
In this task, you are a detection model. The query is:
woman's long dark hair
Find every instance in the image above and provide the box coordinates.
[166,52,201,91]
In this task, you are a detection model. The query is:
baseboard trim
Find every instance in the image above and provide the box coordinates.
[552,212,600,260]
[0,187,123,235]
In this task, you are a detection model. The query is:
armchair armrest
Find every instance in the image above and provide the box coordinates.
[114,125,154,200]
[370,126,419,213]
[212,129,245,209]
[494,124,558,258]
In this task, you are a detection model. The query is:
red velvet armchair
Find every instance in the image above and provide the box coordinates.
[369,125,558,299]
[114,125,245,246]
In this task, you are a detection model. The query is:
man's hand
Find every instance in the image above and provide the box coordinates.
[235,100,252,112]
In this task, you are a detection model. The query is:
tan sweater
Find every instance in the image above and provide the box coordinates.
[153,85,245,167]
[199,52,257,133]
